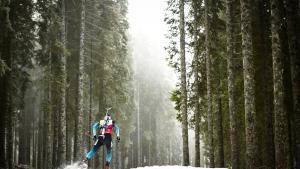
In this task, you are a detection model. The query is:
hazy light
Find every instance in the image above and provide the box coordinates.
[128,0,176,84]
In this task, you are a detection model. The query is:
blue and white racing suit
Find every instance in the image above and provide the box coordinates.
[86,120,120,165]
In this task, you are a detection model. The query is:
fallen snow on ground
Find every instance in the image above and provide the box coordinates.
[133,166,227,169]
[61,163,227,169]
[61,162,88,169]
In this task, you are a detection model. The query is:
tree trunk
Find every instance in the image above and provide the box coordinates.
[51,52,58,168]
[45,51,53,169]
[259,1,275,168]
[216,22,224,167]
[191,0,201,166]
[6,77,12,169]
[216,95,224,167]
[137,83,141,166]
[271,0,291,168]
[205,0,215,167]
[88,23,93,169]
[193,55,201,167]
[73,0,85,161]
[0,1,13,168]
[37,112,44,169]
[57,0,67,165]
[240,0,258,168]
[193,58,200,167]
[226,0,241,168]
[179,0,189,166]
[5,32,13,169]
[65,0,80,163]
[285,0,300,167]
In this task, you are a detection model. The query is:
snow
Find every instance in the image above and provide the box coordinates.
[61,163,227,169]
[133,166,227,169]
[61,162,88,169]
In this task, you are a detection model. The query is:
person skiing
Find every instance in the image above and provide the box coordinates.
[83,110,120,169]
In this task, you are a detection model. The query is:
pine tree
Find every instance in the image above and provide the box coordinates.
[179,0,190,165]
[205,0,215,166]
[285,0,300,167]
[74,0,85,161]
[57,0,67,164]
[0,0,13,168]
[271,0,291,168]
[191,0,202,167]
[192,14,201,169]
[216,90,224,167]
[240,0,258,168]
[226,0,241,168]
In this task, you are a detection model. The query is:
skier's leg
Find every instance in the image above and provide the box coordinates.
[86,139,103,160]
[105,142,112,166]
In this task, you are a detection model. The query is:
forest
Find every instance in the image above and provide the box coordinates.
[0,0,299,169]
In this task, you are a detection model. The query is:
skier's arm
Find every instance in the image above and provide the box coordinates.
[113,122,120,137]
[92,122,100,137]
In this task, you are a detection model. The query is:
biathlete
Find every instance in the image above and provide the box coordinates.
[83,113,120,169]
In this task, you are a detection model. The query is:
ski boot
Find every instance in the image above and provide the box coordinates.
[105,161,110,169]
[77,158,88,169]
[82,157,88,163]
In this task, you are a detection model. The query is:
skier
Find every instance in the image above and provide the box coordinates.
[83,111,120,169]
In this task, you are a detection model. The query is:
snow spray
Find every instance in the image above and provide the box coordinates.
[60,162,88,169]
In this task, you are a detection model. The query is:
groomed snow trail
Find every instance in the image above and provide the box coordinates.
[61,163,227,169]
[61,162,88,169]
[133,166,227,169]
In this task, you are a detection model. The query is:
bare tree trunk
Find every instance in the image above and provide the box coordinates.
[216,20,224,166]
[216,95,224,167]
[205,0,215,166]
[88,22,93,169]
[240,0,258,168]
[32,121,37,168]
[285,0,300,167]
[137,83,141,166]
[6,39,13,169]
[193,45,201,168]
[226,0,241,168]
[65,0,72,163]
[5,31,13,169]
[191,0,201,166]
[0,1,13,168]
[260,1,275,168]
[179,0,189,165]
[74,0,85,161]
[37,111,44,169]
[45,51,53,169]
[271,0,291,168]
[51,55,58,168]
[57,0,67,165]
[0,67,6,169]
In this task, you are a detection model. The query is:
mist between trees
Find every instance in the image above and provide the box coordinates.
[0,0,181,169]
[0,0,300,169]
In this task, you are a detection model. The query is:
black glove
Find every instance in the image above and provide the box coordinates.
[117,136,120,142]
[93,135,97,141]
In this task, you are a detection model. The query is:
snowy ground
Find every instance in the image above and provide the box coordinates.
[61,162,88,169]
[133,167,227,169]
[61,162,227,169]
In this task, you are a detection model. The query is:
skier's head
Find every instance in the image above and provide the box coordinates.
[104,114,111,121]
[104,107,112,120]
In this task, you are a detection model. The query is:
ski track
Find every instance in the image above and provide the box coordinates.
[61,162,88,169]
[133,167,227,169]
[61,162,227,169]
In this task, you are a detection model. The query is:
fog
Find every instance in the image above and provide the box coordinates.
[128,0,175,83]
[128,0,182,166]
[128,0,199,166]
